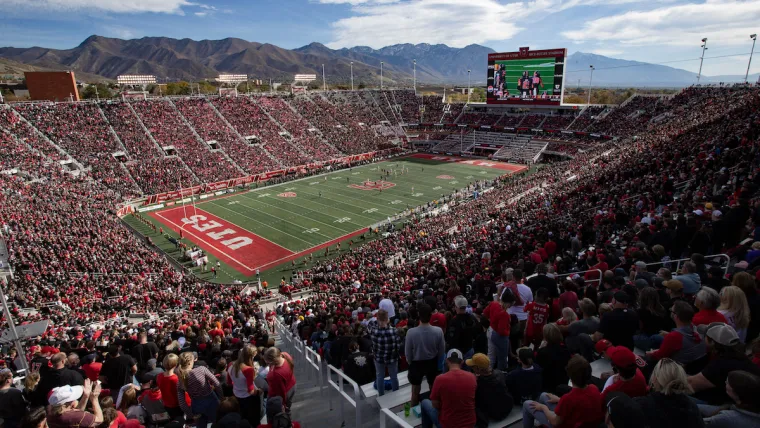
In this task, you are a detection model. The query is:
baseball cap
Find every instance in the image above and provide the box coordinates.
[595,339,613,355]
[454,295,468,309]
[698,322,741,347]
[465,353,490,369]
[48,385,85,406]
[663,280,684,291]
[446,348,463,362]
[608,346,636,368]
[138,371,157,386]
[605,392,647,428]
[613,291,630,304]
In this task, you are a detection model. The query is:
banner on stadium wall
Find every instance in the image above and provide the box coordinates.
[117,205,135,217]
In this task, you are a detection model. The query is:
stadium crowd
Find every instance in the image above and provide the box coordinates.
[1,85,760,428]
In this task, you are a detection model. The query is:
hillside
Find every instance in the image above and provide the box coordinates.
[1,36,756,86]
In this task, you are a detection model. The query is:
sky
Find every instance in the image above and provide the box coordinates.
[1,0,759,76]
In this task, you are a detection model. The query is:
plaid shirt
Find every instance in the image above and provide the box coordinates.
[368,318,402,364]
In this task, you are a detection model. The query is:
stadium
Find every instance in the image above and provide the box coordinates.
[1,31,760,428]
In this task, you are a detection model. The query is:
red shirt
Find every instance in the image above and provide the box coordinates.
[692,309,727,326]
[524,302,549,337]
[600,369,648,406]
[492,308,511,337]
[483,301,503,323]
[157,372,186,409]
[267,353,296,405]
[430,312,447,332]
[430,369,476,428]
[82,362,102,382]
[554,385,603,428]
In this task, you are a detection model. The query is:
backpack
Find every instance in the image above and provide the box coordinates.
[140,395,171,427]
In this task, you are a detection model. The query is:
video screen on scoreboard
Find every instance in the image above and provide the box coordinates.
[487,47,566,106]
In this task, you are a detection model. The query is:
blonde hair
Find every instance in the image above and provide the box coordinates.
[598,303,613,317]
[24,371,40,391]
[650,359,693,395]
[719,286,750,330]
[543,323,563,345]
[561,308,578,323]
[732,272,756,294]
[163,353,179,371]
[233,344,257,377]
[177,352,195,390]
[118,385,138,412]
[264,347,293,370]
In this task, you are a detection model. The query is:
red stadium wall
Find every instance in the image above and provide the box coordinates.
[24,71,80,102]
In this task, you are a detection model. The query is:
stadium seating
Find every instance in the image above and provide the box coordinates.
[2,85,760,428]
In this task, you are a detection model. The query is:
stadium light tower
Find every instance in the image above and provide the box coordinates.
[322,64,326,91]
[380,62,384,89]
[697,38,708,84]
[350,62,354,91]
[587,65,594,106]
[467,69,471,104]
[413,59,417,94]
[747,34,757,83]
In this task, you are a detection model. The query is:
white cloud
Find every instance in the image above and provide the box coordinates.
[4,0,200,14]
[562,0,760,47]
[591,49,624,56]
[322,0,678,49]
[194,11,207,17]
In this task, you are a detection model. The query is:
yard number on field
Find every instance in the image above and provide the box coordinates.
[433,186,442,190]
[303,228,320,234]
[449,181,459,185]
[334,217,352,223]
[258,193,270,198]
[363,208,378,214]
[412,193,423,197]
[389,200,402,205]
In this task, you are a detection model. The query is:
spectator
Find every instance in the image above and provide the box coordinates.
[342,341,375,386]
[506,347,543,404]
[226,344,261,426]
[214,397,250,428]
[536,324,571,393]
[99,345,137,401]
[596,291,640,350]
[491,289,516,370]
[405,303,445,406]
[446,296,477,360]
[33,352,85,407]
[600,346,649,404]
[367,309,402,396]
[634,287,669,350]
[689,323,760,405]
[257,396,301,428]
[0,368,26,428]
[567,298,600,337]
[675,262,702,296]
[131,332,159,371]
[635,358,704,428]
[465,353,513,427]
[264,348,296,414]
[664,280,689,313]
[523,288,550,347]
[694,288,729,326]
[420,349,476,428]
[603,392,648,428]
[646,301,706,372]
[20,407,47,428]
[700,370,760,427]
[527,264,559,298]
[47,380,103,428]
[718,286,751,343]
[731,272,760,343]
[522,355,603,428]
[156,354,184,419]
[177,351,223,428]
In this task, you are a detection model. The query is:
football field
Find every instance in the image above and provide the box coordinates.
[496,58,557,95]
[128,154,526,283]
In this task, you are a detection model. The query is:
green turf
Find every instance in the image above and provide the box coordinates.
[129,156,513,284]
[495,58,557,95]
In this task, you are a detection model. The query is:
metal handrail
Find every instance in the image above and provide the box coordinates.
[379,407,414,428]
[304,345,323,392]
[644,253,730,276]
[327,364,362,428]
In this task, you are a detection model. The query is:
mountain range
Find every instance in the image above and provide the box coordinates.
[1,35,757,87]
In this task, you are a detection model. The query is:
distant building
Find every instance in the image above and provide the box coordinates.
[24,71,79,101]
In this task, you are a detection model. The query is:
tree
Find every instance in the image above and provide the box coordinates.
[166,81,191,95]
[198,81,217,95]
[80,83,113,100]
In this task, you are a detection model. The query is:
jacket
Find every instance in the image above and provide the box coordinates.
[634,392,705,428]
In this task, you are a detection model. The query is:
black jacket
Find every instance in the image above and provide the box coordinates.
[634,392,704,428]
[475,369,514,428]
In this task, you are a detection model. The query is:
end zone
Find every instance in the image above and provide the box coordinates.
[407,153,528,173]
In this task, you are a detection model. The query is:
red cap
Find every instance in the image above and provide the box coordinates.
[595,339,612,355]
[41,346,56,355]
[608,346,636,368]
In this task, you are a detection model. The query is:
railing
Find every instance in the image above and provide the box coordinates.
[644,253,730,276]
[554,269,604,286]
[327,364,362,428]
[304,344,324,392]
[379,407,414,428]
